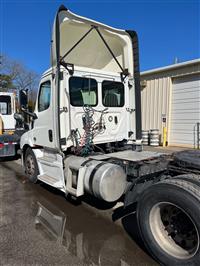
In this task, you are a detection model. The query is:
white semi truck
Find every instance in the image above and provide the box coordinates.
[19,5,200,265]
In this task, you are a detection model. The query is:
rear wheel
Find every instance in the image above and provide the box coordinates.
[137,179,200,266]
[24,147,39,183]
[173,174,200,189]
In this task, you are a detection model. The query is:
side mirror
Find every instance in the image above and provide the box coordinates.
[14,113,24,123]
[19,90,28,109]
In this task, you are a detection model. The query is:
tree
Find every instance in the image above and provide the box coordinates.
[0,54,39,109]
[0,74,14,91]
[0,54,39,92]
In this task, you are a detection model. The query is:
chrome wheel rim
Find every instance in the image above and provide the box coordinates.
[149,202,199,259]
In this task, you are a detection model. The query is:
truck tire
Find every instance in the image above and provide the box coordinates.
[24,148,39,183]
[137,179,200,266]
[174,150,200,170]
[173,174,200,189]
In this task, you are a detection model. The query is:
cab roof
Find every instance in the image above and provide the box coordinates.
[51,5,134,77]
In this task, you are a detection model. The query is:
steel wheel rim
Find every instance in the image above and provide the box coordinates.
[26,154,35,177]
[149,202,199,259]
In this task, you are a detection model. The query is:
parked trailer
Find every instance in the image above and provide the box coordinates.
[19,6,200,265]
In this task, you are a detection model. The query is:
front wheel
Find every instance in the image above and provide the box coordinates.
[137,179,200,266]
[24,147,39,183]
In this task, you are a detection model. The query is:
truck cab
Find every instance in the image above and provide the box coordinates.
[20,5,142,200]
[0,92,16,134]
[0,91,28,157]
[21,5,141,153]
[0,92,18,157]
[27,66,137,150]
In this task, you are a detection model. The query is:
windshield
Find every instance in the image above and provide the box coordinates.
[0,95,12,115]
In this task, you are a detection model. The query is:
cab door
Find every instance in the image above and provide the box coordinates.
[31,75,56,148]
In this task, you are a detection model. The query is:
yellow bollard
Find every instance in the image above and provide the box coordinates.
[0,115,3,135]
[163,127,167,147]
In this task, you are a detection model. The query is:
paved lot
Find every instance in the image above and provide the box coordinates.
[0,159,157,266]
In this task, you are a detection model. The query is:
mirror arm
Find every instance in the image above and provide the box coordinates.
[21,108,38,120]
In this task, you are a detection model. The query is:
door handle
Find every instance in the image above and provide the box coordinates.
[48,130,53,142]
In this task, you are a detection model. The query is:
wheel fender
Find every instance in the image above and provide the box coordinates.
[124,181,153,208]
[20,131,34,149]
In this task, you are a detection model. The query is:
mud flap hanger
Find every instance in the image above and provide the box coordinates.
[59,25,129,81]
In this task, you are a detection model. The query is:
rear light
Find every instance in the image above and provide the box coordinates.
[0,143,4,149]
[0,142,16,149]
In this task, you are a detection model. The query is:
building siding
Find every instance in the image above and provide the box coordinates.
[141,76,171,132]
[141,60,200,146]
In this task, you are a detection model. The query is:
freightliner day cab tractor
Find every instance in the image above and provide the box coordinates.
[19,5,200,265]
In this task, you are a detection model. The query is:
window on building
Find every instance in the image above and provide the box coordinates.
[38,81,51,112]
[69,77,98,107]
[102,81,124,107]
[0,96,12,115]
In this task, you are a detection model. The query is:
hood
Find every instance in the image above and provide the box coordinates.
[51,5,134,76]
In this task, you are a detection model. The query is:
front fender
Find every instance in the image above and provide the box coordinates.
[20,130,34,149]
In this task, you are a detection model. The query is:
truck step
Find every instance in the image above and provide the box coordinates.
[38,174,63,188]
[38,156,58,164]
[66,166,86,197]
[37,157,62,169]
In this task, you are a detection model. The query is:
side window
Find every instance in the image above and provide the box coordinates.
[69,77,98,107]
[0,96,12,115]
[102,80,124,107]
[38,81,51,112]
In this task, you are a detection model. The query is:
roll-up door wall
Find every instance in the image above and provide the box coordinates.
[169,74,200,147]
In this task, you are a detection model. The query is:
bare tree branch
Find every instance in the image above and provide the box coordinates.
[0,54,39,92]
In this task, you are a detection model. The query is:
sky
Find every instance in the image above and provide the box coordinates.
[1,0,200,76]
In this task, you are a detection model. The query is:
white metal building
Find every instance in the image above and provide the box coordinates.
[140,59,200,148]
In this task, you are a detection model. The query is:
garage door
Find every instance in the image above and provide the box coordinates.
[170,74,200,147]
